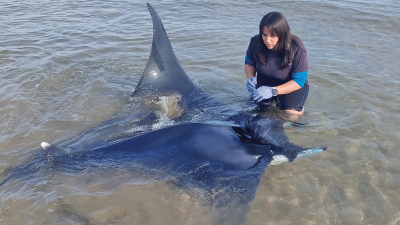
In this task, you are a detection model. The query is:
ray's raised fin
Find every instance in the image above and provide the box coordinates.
[41,142,70,156]
[132,3,197,97]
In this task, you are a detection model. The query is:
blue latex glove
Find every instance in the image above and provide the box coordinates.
[246,77,257,94]
[253,86,273,102]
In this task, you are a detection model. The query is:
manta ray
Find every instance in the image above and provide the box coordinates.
[0,3,325,224]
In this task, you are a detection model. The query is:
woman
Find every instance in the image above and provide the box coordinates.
[245,12,309,116]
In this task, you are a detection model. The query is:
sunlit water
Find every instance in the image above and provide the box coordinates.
[1,0,399,224]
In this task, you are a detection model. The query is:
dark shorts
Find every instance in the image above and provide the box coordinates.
[258,83,309,111]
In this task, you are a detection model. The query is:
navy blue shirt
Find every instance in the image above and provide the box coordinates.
[245,35,308,88]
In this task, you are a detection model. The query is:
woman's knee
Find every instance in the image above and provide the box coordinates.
[285,109,304,115]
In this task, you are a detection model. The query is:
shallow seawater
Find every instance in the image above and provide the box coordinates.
[1,0,400,224]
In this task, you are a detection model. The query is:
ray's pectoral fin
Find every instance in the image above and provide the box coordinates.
[128,3,201,121]
[270,146,327,166]
[132,3,197,97]
[295,147,327,159]
[41,142,71,156]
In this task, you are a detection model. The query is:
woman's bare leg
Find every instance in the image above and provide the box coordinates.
[285,109,304,121]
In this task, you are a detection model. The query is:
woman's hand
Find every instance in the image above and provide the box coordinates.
[246,77,257,94]
[253,86,273,102]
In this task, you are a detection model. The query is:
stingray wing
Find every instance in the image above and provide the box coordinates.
[133,3,196,96]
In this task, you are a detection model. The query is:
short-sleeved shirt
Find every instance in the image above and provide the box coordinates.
[245,35,308,88]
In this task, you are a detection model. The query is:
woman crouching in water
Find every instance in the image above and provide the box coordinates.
[245,12,309,119]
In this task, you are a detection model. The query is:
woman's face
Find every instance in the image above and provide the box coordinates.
[262,26,279,50]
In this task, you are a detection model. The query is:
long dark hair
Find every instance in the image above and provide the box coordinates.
[257,12,294,68]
